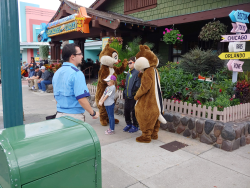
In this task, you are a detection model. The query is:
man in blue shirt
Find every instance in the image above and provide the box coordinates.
[53,43,99,121]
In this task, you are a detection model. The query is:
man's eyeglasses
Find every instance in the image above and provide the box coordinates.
[74,53,83,56]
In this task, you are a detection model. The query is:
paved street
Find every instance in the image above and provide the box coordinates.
[0,82,250,188]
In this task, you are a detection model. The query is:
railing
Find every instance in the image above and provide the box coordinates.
[87,84,250,122]
[163,99,250,123]
[87,84,123,100]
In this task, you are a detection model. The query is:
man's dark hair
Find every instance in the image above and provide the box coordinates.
[128,56,136,62]
[62,43,79,62]
[35,66,40,69]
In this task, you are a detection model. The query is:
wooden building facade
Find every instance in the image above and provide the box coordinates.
[47,0,250,69]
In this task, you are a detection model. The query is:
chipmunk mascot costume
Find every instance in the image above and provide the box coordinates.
[96,43,128,126]
[134,45,167,143]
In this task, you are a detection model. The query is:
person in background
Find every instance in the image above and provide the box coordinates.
[29,57,35,78]
[27,66,42,92]
[123,56,141,133]
[53,43,99,121]
[99,75,117,135]
[37,66,53,93]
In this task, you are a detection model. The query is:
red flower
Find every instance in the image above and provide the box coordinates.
[219,89,222,92]
[211,87,213,90]
[186,88,189,90]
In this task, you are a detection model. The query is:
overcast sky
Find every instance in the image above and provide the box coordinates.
[18,0,96,42]
[18,0,96,10]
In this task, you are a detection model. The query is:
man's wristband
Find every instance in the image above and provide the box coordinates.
[90,110,96,117]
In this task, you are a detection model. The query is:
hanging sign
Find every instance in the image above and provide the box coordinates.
[232,60,244,72]
[232,42,246,52]
[221,34,250,42]
[231,23,237,33]
[218,52,250,59]
[235,22,247,33]
[46,7,91,37]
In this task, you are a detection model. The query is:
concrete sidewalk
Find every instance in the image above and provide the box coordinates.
[0,85,249,188]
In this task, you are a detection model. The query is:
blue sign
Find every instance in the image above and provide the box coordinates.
[47,14,77,28]
[229,10,250,23]
[47,21,77,37]
[229,10,236,22]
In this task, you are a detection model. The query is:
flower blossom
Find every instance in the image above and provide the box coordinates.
[219,89,222,92]
[163,31,166,34]
[181,39,183,42]
[177,37,180,39]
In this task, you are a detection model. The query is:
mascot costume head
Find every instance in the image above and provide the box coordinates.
[134,45,166,143]
[95,43,128,126]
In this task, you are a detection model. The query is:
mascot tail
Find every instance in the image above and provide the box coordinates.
[154,68,167,124]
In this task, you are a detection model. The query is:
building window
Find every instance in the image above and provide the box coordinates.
[124,0,157,15]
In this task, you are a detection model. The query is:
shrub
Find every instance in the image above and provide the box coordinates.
[235,80,250,103]
[160,68,197,100]
[179,47,225,76]
[238,71,250,83]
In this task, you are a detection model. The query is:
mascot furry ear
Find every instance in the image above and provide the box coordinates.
[134,45,166,143]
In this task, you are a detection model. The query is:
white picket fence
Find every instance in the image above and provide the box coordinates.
[87,84,250,122]
[87,84,123,100]
[163,99,250,123]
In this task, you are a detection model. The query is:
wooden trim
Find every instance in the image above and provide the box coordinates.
[124,4,157,15]
[90,0,106,10]
[147,3,250,26]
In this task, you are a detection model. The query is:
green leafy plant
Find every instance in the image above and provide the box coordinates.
[160,68,197,100]
[235,80,250,103]
[179,47,225,76]
[198,20,227,41]
[163,28,183,45]
[238,71,250,83]
[110,37,155,84]
[39,45,49,60]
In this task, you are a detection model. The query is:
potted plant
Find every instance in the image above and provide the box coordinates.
[163,28,183,45]
[198,20,227,41]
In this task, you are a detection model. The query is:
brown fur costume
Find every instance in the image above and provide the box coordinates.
[134,45,167,143]
[95,44,128,126]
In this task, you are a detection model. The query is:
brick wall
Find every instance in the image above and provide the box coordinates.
[104,0,250,21]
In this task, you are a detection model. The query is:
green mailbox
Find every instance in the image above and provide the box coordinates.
[0,116,101,188]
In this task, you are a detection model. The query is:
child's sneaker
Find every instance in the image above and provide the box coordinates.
[105,128,115,135]
[123,125,132,132]
[128,126,138,133]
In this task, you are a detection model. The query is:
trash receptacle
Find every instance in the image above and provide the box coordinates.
[0,116,101,188]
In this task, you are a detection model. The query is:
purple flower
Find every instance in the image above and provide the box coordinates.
[163,31,165,34]
[194,78,196,80]
[177,37,180,39]
[170,29,173,31]
[181,39,183,42]
[177,34,181,36]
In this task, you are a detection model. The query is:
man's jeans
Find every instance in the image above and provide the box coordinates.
[38,80,52,91]
[105,103,115,131]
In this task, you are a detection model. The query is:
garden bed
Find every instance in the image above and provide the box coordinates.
[160,111,250,152]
